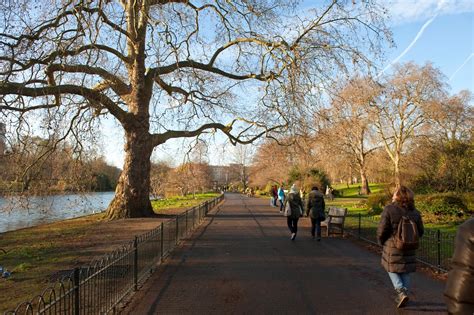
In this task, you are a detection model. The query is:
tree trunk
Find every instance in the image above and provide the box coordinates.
[105,130,154,219]
[394,160,401,189]
[360,170,371,195]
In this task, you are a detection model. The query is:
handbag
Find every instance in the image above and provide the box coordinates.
[284,202,292,217]
[319,211,326,221]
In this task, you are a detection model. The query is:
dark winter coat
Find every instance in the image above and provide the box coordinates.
[285,192,303,219]
[444,217,474,315]
[376,203,424,273]
[306,189,325,219]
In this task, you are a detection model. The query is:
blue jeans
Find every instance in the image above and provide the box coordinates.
[388,272,410,290]
[310,218,322,238]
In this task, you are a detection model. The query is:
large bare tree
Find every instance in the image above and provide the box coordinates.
[322,77,381,194]
[371,62,446,188]
[428,90,473,143]
[0,0,389,218]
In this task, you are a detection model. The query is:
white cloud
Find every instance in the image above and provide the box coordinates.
[385,0,473,24]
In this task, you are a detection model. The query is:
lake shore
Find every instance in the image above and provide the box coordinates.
[0,193,220,312]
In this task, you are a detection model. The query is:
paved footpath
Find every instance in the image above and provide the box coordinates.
[122,193,448,315]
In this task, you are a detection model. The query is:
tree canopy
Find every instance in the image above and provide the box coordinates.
[0,0,390,218]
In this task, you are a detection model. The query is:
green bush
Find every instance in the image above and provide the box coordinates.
[367,193,391,215]
[416,193,469,217]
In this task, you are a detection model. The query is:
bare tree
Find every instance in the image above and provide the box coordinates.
[149,160,171,198]
[0,0,390,218]
[229,144,254,190]
[249,140,291,187]
[371,62,446,188]
[323,77,381,194]
[427,90,473,143]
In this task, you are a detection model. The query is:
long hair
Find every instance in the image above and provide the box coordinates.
[392,186,415,210]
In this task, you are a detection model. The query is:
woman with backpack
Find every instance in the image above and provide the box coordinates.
[376,186,424,308]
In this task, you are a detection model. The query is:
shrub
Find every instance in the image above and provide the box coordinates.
[416,193,469,217]
[367,193,391,215]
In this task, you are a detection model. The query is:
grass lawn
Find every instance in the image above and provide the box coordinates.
[151,192,220,212]
[332,183,386,197]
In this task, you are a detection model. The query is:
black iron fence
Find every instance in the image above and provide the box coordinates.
[344,213,456,273]
[5,195,224,315]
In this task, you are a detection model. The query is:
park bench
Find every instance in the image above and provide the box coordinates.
[321,206,348,236]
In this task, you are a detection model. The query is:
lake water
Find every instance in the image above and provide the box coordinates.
[0,192,115,233]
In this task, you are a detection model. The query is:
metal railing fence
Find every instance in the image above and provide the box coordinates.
[5,194,224,315]
[344,213,456,273]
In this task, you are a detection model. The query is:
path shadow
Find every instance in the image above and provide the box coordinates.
[403,301,447,313]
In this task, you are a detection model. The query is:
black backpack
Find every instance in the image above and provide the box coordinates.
[394,215,419,250]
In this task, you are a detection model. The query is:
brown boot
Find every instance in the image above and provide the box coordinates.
[395,288,409,308]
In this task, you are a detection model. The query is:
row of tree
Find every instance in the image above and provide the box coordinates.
[249,62,473,194]
[0,137,121,194]
[0,135,250,198]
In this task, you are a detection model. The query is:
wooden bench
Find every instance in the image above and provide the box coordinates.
[321,206,348,236]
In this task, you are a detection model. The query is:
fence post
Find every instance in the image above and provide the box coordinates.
[176,216,179,245]
[73,267,80,315]
[437,229,441,272]
[160,222,164,262]
[358,213,361,240]
[133,236,138,291]
[185,211,188,234]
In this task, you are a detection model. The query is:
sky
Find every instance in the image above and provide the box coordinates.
[101,0,474,169]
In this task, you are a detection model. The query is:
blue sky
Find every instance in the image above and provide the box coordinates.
[102,1,474,168]
[379,0,473,94]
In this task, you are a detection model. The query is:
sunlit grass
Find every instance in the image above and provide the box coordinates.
[332,183,387,198]
[151,193,220,213]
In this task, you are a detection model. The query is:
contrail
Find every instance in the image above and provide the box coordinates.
[378,0,449,77]
[449,53,474,81]
[378,13,438,76]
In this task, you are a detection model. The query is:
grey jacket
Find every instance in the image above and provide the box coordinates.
[285,192,303,219]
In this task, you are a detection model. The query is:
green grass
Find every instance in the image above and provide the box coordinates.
[332,183,387,198]
[326,198,461,235]
[151,193,220,213]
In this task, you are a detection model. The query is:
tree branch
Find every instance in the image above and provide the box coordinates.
[0,83,129,124]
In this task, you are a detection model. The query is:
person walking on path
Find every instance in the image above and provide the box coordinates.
[269,185,276,207]
[285,184,304,240]
[277,185,285,213]
[272,185,278,207]
[306,186,326,241]
[444,217,474,315]
[376,186,424,309]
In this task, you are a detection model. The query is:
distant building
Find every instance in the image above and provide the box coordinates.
[208,164,247,191]
[0,122,5,155]
[208,165,230,190]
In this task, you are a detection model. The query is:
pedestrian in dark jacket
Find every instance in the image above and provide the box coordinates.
[444,217,474,315]
[376,186,424,308]
[306,186,325,241]
[285,184,304,240]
